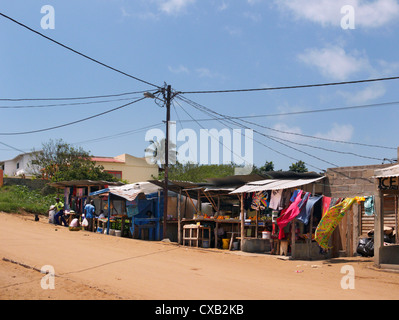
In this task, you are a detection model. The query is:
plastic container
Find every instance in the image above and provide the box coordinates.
[233,242,238,250]
[222,238,230,249]
[115,230,122,237]
[202,240,210,248]
[262,231,271,239]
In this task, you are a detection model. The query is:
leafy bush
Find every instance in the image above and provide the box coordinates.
[0,185,57,215]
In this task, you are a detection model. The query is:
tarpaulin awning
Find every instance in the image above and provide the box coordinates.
[229,176,325,194]
[90,182,161,201]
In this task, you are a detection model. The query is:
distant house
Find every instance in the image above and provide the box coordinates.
[0,151,40,178]
[91,153,159,183]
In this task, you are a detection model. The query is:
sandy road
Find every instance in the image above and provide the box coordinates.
[1,211,399,301]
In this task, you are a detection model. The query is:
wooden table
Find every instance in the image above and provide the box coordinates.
[183,224,211,247]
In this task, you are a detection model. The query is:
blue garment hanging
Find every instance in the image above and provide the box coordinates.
[296,195,323,225]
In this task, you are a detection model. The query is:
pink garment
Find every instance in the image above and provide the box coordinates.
[322,196,332,217]
[277,190,304,240]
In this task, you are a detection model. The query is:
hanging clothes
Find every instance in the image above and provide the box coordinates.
[269,190,283,210]
[364,196,375,216]
[315,198,356,250]
[296,195,323,225]
[277,190,308,240]
[251,191,269,210]
[322,196,331,216]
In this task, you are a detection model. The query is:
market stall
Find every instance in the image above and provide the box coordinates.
[90,182,163,240]
[49,180,124,224]
[149,174,268,249]
[230,172,327,258]
[373,164,399,269]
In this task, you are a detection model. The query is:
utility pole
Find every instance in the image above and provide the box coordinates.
[163,84,172,239]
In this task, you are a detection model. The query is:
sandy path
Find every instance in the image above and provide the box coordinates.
[1,212,399,300]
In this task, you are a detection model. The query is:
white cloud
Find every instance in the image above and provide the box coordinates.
[271,122,354,143]
[298,45,371,81]
[338,83,386,104]
[195,67,225,79]
[168,65,190,74]
[275,0,399,28]
[158,0,196,15]
[315,123,354,142]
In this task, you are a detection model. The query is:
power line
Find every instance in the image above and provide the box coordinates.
[0,12,160,89]
[178,96,393,169]
[0,141,26,154]
[72,122,164,145]
[0,90,156,102]
[176,100,399,123]
[177,96,395,151]
[0,96,142,109]
[0,97,146,136]
[180,76,399,94]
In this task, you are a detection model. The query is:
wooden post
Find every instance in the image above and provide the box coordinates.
[178,189,182,245]
[374,190,384,267]
[352,202,360,256]
[240,193,244,248]
[291,219,296,259]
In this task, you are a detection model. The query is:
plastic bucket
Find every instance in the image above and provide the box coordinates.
[222,238,230,249]
[202,240,210,248]
[115,230,122,237]
[262,231,271,239]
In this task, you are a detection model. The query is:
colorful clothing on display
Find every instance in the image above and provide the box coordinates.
[251,191,269,210]
[315,198,356,250]
[296,195,323,225]
[277,190,307,240]
[269,190,283,210]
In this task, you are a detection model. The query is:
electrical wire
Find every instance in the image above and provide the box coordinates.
[0,96,142,109]
[0,97,146,136]
[177,96,392,176]
[72,122,164,145]
[0,141,26,154]
[0,12,160,89]
[180,76,399,94]
[177,96,395,151]
[176,100,399,124]
[0,90,156,102]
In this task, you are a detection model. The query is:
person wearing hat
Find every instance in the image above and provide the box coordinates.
[54,197,68,227]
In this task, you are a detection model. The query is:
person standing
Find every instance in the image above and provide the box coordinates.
[54,197,68,227]
[83,200,96,232]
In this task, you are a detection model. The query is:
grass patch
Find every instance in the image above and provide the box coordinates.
[0,185,57,215]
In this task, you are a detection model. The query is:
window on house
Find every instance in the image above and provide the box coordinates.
[106,171,122,180]
[16,162,20,169]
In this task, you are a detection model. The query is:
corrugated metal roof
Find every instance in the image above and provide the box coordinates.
[374,164,399,178]
[50,180,124,188]
[230,176,325,194]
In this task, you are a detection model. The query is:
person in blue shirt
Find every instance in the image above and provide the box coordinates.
[83,200,96,232]
[54,197,68,227]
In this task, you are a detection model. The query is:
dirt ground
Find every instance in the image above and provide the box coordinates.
[1,211,399,300]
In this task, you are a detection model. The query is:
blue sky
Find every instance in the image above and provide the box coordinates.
[1,0,398,173]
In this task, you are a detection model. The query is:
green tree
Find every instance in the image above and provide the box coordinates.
[155,162,236,183]
[289,160,308,173]
[29,139,118,182]
[252,161,275,174]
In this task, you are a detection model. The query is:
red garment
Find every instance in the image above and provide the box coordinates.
[322,196,332,217]
[277,190,304,240]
